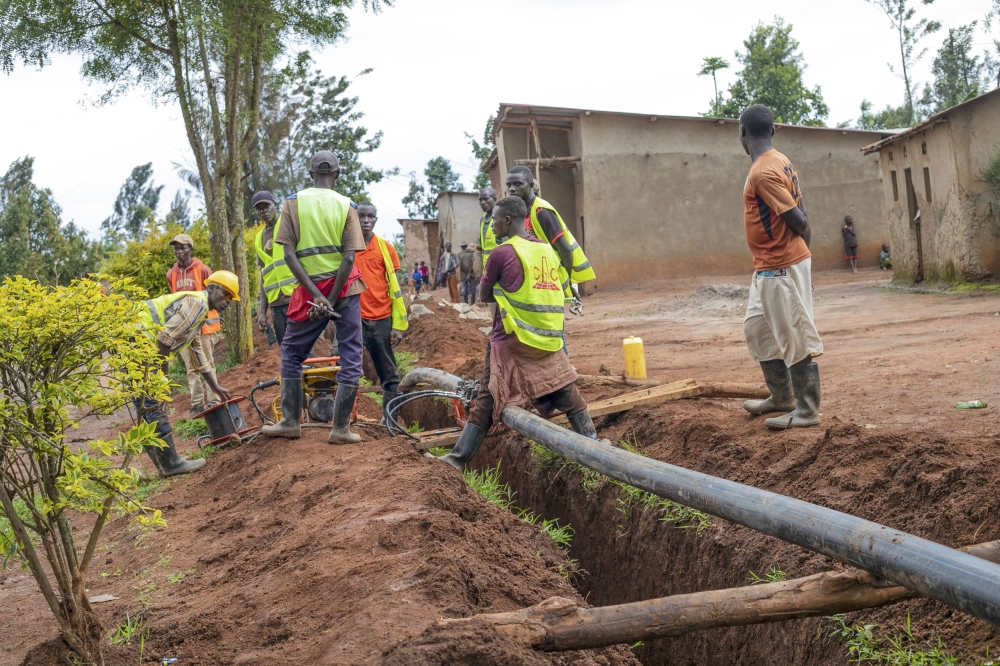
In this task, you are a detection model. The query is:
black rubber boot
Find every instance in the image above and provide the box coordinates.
[261,378,302,439]
[744,359,796,415]
[428,423,487,471]
[144,432,206,478]
[380,390,398,426]
[567,410,613,446]
[329,383,361,444]
[766,363,821,430]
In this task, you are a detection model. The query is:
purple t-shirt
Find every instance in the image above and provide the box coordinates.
[481,239,547,342]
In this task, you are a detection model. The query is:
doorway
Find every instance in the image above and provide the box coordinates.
[904,168,923,282]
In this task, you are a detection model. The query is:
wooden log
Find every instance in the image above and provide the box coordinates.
[549,379,699,425]
[411,429,463,451]
[575,374,666,388]
[697,382,769,399]
[437,540,1000,651]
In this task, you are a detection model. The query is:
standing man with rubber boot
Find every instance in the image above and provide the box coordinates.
[354,201,408,422]
[253,191,297,346]
[261,151,368,444]
[506,166,593,331]
[429,197,603,472]
[137,271,239,476]
[737,105,823,429]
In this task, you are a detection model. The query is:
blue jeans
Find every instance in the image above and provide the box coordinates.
[279,294,363,386]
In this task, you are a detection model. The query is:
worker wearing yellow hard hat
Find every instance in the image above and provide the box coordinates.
[136,270,240,478]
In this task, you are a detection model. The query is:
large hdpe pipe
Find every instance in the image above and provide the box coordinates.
[403,368,1000,625]
[500,405,1000,626]
[398,367,461,393]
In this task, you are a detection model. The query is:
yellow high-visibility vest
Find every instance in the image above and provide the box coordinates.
[254,221,298,304]
[294,188,350,282]
[479,212,496,271]
[491,236,567,352]
[527,196,596,286]
[374,235,409,331]
[138,291,210,353]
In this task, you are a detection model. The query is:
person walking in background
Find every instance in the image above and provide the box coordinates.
[459,242,477,305]
[355,201,408,420]
[441,241,460,302]
[880,243,892,270]
[843,216,859,273]
[410,265,421,295]
[419,261,429,289]
[737,104,823,430]
[165,233,222,415]
[252,191,297,346]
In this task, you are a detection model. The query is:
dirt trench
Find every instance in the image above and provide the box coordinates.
[472,398,1000,666]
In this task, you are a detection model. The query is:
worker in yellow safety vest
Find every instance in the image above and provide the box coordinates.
[429,196,605,472]
[252,191,298,345]
[261,150,369,444]
[355,200,408,421]
[477,186,498,271]
[137,271,240,477]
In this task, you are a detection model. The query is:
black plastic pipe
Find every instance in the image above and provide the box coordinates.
[398,367,461,393]
[501,405,1000,627]
[404,368,1000,625]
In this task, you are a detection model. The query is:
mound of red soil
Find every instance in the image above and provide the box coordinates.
[475,395,1000,665]
[395,302,488,376]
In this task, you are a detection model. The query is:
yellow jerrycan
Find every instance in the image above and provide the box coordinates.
[623,336,647,379]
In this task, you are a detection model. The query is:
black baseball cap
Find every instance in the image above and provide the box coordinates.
[251,191,275,207]
[309,151,339,174]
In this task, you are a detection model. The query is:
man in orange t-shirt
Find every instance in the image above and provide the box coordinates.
[738,104,823,430]
[355,202,403,415]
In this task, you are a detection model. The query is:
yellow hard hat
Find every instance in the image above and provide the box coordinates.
[205,270,240,301]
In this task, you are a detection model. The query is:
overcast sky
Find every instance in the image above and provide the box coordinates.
[0,0,992,236]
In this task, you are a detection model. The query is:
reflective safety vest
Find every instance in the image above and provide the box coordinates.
[138,291,210,353]
[374,235,409,331]
[479,212,497,271]
[492,236,567,352]
[167,264,220,335]
[294,187,351,282]
[254,222,298,304]
[527,196,596,286]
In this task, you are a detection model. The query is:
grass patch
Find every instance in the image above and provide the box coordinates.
[395,350,424,378]
[174,418,208,440]
[826,613,990,665]
[110,613,146,646]
[464,462,573,551]
[404,421,425,434]
[748,566,786,584]
[530,440,714,534]
[427,446,450,456]
[215,347,240,374]
[0,497,38,570]
[189,444,217,460]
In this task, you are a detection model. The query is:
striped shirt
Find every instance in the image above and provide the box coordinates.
[157,296,211,372]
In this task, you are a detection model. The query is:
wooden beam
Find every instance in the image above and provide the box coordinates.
[514,157,582,170]
[499,123,574,132]
[549,379,700,425]
[411,429,463,451]
[436,540,1000,652]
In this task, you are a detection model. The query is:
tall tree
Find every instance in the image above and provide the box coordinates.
[697,56,730,116]
[465,115,495,191]
[866,0,941,126]
[922,23,983,113]
[401,157,464,219]
[986,1,1000,87]
[101,163,163,243]
[247,53,385,204]
[711,18,828,125]
[165,190,192,229]
[0,0,390,361]
[0,157,103,285]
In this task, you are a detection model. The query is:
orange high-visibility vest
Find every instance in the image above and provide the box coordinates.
[168,264,221,335]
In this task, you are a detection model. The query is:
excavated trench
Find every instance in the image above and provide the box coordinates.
[395,387,1000,666]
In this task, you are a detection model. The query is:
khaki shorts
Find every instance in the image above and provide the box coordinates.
[744,257,823,366]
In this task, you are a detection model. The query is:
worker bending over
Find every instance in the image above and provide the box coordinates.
[262,151,368,444]
[253,190,297,345]
[355,201,408,421]
[505,166,593,320]
[431,197,603,471]
[137,271,239,476]
[738,104,823,429]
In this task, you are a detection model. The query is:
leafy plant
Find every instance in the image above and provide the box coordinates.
[826,613,975,665]
[394,350,424,379]
[748,566,787,584]
[189,444,218,461]
[0,275,170,664]
[174,419,209,441]
[427,447,450,457]
[404,421,425,434]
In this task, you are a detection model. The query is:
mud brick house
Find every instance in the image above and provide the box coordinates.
[863,88,1000,281]
[483,104,892,287]
[397,218,438,277]
[434,191,482,250]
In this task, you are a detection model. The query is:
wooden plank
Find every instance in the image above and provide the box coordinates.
[411,430,462,451]
[550,379,702,425]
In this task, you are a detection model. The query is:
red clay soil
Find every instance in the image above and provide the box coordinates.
[474,396,1000,665]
